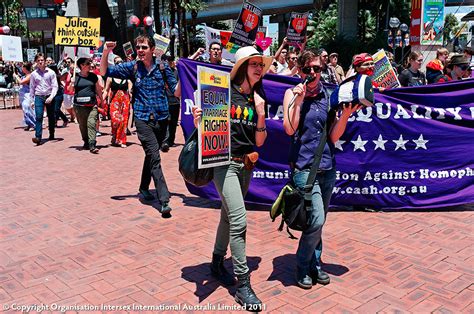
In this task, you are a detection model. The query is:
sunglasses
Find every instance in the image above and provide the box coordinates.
[301,65,322,74]
[289,57,298,60]
[136,45,149,50]
[458,64,469,71]
[249,61,266,68]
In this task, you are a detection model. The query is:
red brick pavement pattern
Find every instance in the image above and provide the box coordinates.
[0,110,473,313]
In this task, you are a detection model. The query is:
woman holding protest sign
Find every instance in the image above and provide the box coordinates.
[192,46,272,311]
[69,57,103,153]
[283,49,361,289]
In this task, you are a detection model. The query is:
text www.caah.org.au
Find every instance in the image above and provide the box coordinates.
[333,185,427,196]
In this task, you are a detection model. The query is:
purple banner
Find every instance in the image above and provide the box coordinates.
[177,59,474,209]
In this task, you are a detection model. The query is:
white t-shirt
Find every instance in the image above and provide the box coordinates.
[275,60,288,74]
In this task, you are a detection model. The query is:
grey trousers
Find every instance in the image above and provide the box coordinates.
[212,161,252,276]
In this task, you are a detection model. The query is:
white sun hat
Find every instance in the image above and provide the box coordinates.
[229,46,273,80]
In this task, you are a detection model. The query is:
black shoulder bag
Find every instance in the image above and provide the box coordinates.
[270,124,328,239]
[271,87,334,239]
[178,129,214,187]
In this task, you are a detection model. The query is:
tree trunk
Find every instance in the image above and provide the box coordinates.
[154,0,161,35]
[179,1,189,56]
[170,0,177,59]
[117,0,127,46]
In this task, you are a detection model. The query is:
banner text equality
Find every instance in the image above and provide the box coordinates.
[177,59,474,209]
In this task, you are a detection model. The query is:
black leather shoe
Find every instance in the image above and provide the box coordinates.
[160,202,172,215]
[48,135,55,140]
[311,268,330,285]
[235,272,263,312]
[161,143,170,152]
[296,268,313,289]
[139,189,155,201]
[32,137,41,145]
[210,254,235,286]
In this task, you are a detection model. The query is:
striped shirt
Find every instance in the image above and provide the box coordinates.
[106,59,177,121]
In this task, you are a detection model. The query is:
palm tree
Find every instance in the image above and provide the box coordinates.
[117,0,127,46]
[179,0,207,55]
[177,0,188,56]
[169,0,178,58]
[154,0,162,35]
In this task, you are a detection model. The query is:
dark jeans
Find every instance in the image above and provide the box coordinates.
[34,95,55,139]
[136,118,170,203]
[54,92,68,123]
[164,104,180,146]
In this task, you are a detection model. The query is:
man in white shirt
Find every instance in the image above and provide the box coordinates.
[29,53,58,145]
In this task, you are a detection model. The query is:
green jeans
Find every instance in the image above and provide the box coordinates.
[212,161,253,276]
[74,105,98,147]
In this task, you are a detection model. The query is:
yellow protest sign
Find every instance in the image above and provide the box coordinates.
[199,68,230,88]
[55,16,101,47]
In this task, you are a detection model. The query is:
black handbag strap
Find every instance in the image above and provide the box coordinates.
[303,123,328,194]
[303,87,333,195]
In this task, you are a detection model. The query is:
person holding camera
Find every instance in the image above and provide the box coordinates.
[283,49,361,289]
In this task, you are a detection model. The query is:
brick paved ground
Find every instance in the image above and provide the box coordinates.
[0,109,473,313]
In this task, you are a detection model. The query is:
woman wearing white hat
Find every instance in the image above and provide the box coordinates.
[192,46,272,311]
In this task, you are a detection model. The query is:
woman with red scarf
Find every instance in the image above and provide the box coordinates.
[352,53,387,91]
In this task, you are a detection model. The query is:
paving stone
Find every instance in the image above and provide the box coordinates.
[0,110,472,311]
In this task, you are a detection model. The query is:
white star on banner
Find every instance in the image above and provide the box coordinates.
[413,134,429,149]
[351,135,368,152]
[335,140,345,151]
[373,134,388,151]
[393,134,409,151]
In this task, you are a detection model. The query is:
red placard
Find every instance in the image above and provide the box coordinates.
[410,0,422,46]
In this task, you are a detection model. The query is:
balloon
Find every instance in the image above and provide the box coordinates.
[143,16,154,26]
[129,15,140,26]
[0,26,10,34]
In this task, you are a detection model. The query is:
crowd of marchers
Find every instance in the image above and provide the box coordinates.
[1,33,473,312]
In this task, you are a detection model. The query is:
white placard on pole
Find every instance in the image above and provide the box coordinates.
[0,35,23,62]
[27,49,38,62]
